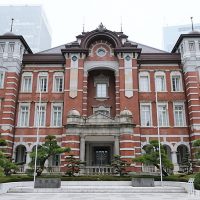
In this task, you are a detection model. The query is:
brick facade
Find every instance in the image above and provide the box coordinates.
[0,26,200,173]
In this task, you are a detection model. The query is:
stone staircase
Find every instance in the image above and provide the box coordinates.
[8,181,187,193]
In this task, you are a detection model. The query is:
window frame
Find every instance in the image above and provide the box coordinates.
[155,71,166,92]
[8,42,15,53]
[37,72,48,93]
[34,103,47,127]
[0,42,5,53]
[170,71,183,92]
[140,103,152,127]
[51,103,63,127]
[21,72,33,93]
[0,71,5,89]
[96,83,108,98]
[173,102,186,127]
[189,41,195,52]
[53,72,64,93]
[139,72,150,92]
[157,102,169,127]
[18,103,30,127]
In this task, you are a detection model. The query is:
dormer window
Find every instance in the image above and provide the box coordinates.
[189,41,195,51]
[9,42,15,53]
[180,44,184,54]
[0,43,5,53]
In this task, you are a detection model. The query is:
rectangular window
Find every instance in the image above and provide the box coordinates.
[172,75,181,91]
[0,43,5,53]
[189,41,195,51]
[9,43,15,53]
[174,104,185,126]
[155,76,166,91]
[96,83,107,98]
[35,104,46,127]
[21,76,32,92]
[140,104,151,126]
[38,76,47,92]
[0,72,4,88]
[140,76,149,91]
[18,105,29,127]
[158,104,168,127]
[54,76,63,92]
[52,105,62,127]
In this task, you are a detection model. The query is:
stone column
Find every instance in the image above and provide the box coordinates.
[171,151,179,173]
[80,136,85,161]
[114,136,120,155]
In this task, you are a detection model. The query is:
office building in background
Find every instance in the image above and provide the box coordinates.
[163,23,200,52]
[0,5,52,52]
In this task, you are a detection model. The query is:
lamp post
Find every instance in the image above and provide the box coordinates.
[155,90,163,186]
[33,88,42,188]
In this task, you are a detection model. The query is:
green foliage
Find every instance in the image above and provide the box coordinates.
[0,151,18,176]
[180,152,191,174]
[65,154,85,176]
[0,134,18,176]
[132,140,173,176]
[29,135,70,176]
[0,139,7,147]
[193,139,200,166]
[194,173,200,190]
[111,155,131,176]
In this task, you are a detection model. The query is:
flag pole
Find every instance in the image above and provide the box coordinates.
[155,89,163,186]
[33,88,42,188]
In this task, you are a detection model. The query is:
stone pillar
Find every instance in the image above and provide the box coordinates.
[80,136,85,161]
[171,151,179,173]
[114,136,120,155]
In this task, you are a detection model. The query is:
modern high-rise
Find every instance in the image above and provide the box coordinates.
[0,5,52,53]
[163,23,200,52]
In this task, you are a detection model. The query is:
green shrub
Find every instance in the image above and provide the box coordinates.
[194,173,200,190]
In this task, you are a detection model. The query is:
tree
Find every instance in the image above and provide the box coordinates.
[29,135,70,176]
[132,140,173,176]
[65,154,85,176]
[0,134,18,176]
[180,151,191,174]
[111,155,131,176]
[193,139,200,166]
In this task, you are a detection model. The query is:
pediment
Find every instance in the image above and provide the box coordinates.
[86,113,116,124]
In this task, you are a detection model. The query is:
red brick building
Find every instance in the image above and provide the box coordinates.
[0,24,200,173]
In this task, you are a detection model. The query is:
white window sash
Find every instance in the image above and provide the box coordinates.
[35,105,46,127]
[0,72,4,88]
[52,105,62,127]
[22,76,32,92]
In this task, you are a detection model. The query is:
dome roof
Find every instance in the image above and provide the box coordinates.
[68,108,80,117]
[188,30,200,34]
[3,32,16,36]
[120,108,132,116]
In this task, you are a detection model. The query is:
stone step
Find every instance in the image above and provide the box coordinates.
[8,186,186,193]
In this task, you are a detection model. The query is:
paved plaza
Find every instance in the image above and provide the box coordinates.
[0,193,199,200]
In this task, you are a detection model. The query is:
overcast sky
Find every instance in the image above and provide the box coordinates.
[0,0,200,50]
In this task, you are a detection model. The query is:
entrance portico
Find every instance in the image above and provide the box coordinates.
[65,109,135,173]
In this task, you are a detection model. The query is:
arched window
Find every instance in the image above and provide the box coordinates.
[155,71,166,92]
[15,145,27,164]
[163,145,172,161]
[177,145,189,164]
[139,72,150,92]
[170,71,183,92]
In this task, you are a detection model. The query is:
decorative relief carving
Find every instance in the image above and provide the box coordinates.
[124,53,133,98]
[69,54,79,98]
